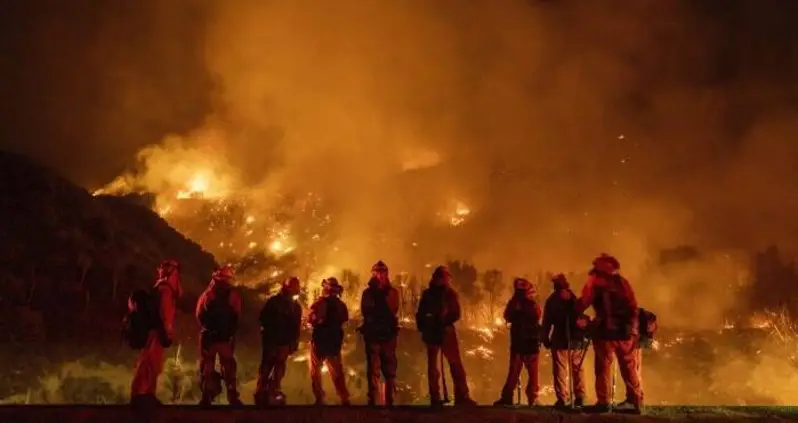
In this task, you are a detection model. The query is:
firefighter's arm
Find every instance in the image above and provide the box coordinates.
[575,276,596,315]
[541,297,553,335]
[445,290,461,326]
[159,285,176,339]
[195,290,208,323]
[341,302,349,324]
[309,299,325,325]
[360,291,372,318]
[415,292,427,330]
[622,277,639,311]
[386,288,400,316]
[502,300,513,323]
[289,304,302,352]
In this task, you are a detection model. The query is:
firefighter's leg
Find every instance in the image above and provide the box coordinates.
[523,353,540,405]
[270,345,290,395]
[498,354,523,403]
[218,340,240,404]
[255,347,276,406]
[570,347,587,402]
[131,331,165,402]
[381,338,398,406]
[327,355,351,404]
[309,342,325,404]
[198,340,218,404]
[592,339,615,406]
[365,342,381,405]
[551,349,569,403]
[442,329,471,402]
[426,344,441,403]
[616,340,643,407]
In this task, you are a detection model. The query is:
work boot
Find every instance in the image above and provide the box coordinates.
[341,398,351,406]
[589,403,611,413]
[574,397,585,408]
[553,399,569,410]
[614,401,642,415]
[228,398,244,408]
[314,397,325,406]
[493,397,513,406]
[131,394,161,408]
[199,397,213,408]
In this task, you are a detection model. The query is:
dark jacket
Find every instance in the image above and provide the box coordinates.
[309,295,349,356]
[416,283,461,345]
[503,292,542,355]
[542,288,588,350]
[259,291,303,349]
[359,278,399,343]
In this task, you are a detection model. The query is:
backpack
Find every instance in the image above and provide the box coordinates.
[362,286,398,342]
[638,308,658,347]
[122,288,160,349]
[199,287,238,342]
[417,287,446,345]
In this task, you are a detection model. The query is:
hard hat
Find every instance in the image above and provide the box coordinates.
[372,260,389,272]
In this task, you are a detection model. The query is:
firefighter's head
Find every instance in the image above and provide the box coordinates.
[430,265,451,287]
[371,260,389,284]
[157,259,180,280]
[282,276,301,296]
[322,277,343,297]
[212,265,236,286]
[513,278,535,298]
[551,273,569,290]
[592,253,620,275]
[156,259,182,296]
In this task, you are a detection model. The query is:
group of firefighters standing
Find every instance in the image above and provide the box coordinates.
[128,253,646,414]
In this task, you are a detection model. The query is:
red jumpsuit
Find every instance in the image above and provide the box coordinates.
[255,291,302,406]
[497,293,542,405]
[309,295,350,404]
[542,288,587,405]
[416,283,473,405]
[195,280,242,404]
[130,275,181,403]
[359,280,399,406]
[576,273,642,408]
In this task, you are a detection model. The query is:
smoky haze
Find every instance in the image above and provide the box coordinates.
[4,0,798,330]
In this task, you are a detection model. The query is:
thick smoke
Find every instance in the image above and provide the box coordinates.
[6,0,798,344]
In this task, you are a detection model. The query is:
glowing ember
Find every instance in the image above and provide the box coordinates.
[248,241,258,249]
[465,345,494,359]
[449,201,471,226]
[245,215,255,224]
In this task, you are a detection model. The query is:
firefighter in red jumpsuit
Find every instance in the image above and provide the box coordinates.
[196,265,243,407]
[494,278,542,406]
[416,265,477,407]
[254,277,303,407]
[575,254,643,414]
[308,277,351,405]
[358,260,400,406]
[130,259,182,406]
[542,273,589,409]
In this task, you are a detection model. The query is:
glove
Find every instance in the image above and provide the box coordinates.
[289,341,299,354]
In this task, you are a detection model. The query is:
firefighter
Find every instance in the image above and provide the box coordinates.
[196,265,243,407]
[130,259,182,407]
[254,277,303,407]
[542,273,589,409]
[416,265,477,407]
[358,260,400,406]
[494,278,542,406]
[575,254,643,414]
[308,277,351,405]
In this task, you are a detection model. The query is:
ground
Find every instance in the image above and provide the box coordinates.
[2,406,798,423]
